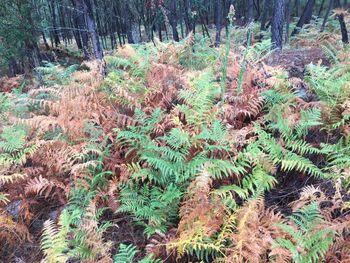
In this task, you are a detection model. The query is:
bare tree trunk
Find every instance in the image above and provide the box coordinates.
[334,0,349,43]
[318,0,326,16]
[85,0,104,60]
[183,0,193,33]
[169,0,180,41]
[260,0,272,30]
[321,0,333,32]
[291,0,315,36]
[48,0,61,47]
[215,0,223,47]
[246,0,254,24]
[72,0,90,58]
[285,0,292,43]
[272,0,285,49]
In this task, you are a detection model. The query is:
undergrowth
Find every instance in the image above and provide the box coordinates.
[1,26,350,263]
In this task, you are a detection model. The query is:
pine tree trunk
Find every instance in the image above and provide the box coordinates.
[260,0,271,31]
[183,0,193,33]
[334,0,349,43]
[271,0,285,49]
[85,0,104,60]
[48,0,61,47]
[286,0,292,43]
[321,0,333,32]
[170,0,180,41]
[215,0,223,47]
[72,0,90,59]
[246,0,254,24]
[291,0,315,36]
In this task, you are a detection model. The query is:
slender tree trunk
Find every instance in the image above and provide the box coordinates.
[291,0,316,36]
[334,0,349,43]
[169,0,180,41]
[8,58,21,77]
[318,0,326,16]
[321,0,333,32]
[285,0,292,43]
[85,0,104,60]
[246,0,254,24]
[295,0,300,16]
[42,32,50,50]
[260,0,271,30]
[255,0,261,17]
[72,0,90,58]
[183,0,193,33]
[215,0,223,47]
[272,0,285,49]
[48,0,61,47]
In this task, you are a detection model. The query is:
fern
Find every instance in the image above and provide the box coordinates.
[118,184,182,236]
[176,71,219,128]
[0,125,38,166]
[36,62,79,86]
[41,212,70,263]
[0,193,10,204]
[114,243,138,263]
[114,243,163,263]
[272,203,334,263]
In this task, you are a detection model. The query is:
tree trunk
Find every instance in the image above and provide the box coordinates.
[72,0,90,58]
[246,0,254,24]
[85,0,104,60]
[271,0,285,49]
[334,0,349,43]
[295,0,300,16]
[42,32,50,50]
[285,0,292,43]
[318,0,326,16]
[215,0,223,47]
[169,0,180,41]
[321,0,333,32]
[291,0,315,36]
[48,0,61,47]
[124,2,140,43]
[260,0,271,30]
[183,0,193,33]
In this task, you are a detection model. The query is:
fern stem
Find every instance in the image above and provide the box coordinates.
[221,12,234,102]
[237,25,252,95]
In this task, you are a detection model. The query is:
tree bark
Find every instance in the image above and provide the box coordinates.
[215,0,223,47]
[318,0,326,16]
[260,0,272,30]
[48,0,61,47]
[72,0,90,58]
[291,0,315,36]
[334,0,349,43]
[271,0,285,49]
[85,0,104,60]
[321,0,333,32]
[169,0,180,41]
[285,0,292,43]
[183,0,193,33]
[246,0,254,24]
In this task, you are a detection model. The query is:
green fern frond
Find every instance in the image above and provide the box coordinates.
[0,192,10,204]
[41,216,69,263]
[272,203,334,263]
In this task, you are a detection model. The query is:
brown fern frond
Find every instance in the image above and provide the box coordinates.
[25,175,66,202]
[145,63,183,111]
[28,87,62,98]
[79,201,113,260]
[220,198,286,263]
[0,212,31,245]
[116,113,136,128]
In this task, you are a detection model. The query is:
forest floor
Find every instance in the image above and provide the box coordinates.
[1,30,350,263]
